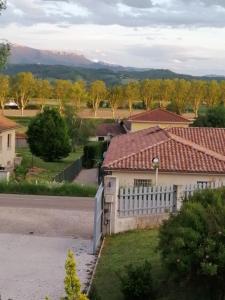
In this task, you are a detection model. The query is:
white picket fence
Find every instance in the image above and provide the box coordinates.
[118,185,176,217]
[182,181,225,199]
[118,181,225,217]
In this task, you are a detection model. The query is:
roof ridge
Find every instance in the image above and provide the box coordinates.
[168,132,225,163]
[104,129,170,167]
[129,108,190,122]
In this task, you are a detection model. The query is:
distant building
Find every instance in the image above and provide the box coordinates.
[128,108,191,132]
[0,116,17,170]
[90,121,127,142]
[103,126,225,187]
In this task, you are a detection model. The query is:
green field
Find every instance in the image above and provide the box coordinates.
[16,146,83,181]
[92,230,161,300]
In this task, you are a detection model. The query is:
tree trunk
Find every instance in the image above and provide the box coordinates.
[21,106,24,116]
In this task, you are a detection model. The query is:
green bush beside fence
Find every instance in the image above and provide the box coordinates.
[0,181,97,197]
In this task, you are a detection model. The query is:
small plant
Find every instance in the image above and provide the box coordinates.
[119,261,155,300]
[64,249,89,300]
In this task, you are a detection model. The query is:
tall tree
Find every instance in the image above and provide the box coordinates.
[219,81,225,105]
[0,74,9,114]
[172,79,191,114]
[159,79,175,108]
[69,80,87,111]
[11,72,35,116]
[0,1,10,69]
[90,80,107,118]
[35,79,52,112]
[124,81,140,114]
[54,79,72,114]
[108,85,123,119]
[206,80,221,108]
[190,80,206,117]
[141,79,159,110]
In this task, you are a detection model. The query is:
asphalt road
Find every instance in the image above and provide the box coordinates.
[0,194,95,238]
[0,194,94,211]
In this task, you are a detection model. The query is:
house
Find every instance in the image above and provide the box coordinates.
[103,126,225,187]
[0,116,17,170]
[128,108,191,132]
[89,122,127,142]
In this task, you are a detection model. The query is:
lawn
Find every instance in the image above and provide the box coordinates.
[92,230,162,300]
[8,116,33,133]
[16,146,83,181]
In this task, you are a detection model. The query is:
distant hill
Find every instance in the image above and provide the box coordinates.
[9,44,100,68]
[2,45,225,85]
[3,64,225,86]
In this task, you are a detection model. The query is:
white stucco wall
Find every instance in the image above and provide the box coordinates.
[112,170,225,187]
[0,129,16,169]
[131,121,190,132]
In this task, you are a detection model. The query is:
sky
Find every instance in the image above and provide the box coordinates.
[0,0,225,75]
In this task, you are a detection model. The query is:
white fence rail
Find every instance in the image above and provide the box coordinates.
[118,181,225,217]
[118,185,176,217]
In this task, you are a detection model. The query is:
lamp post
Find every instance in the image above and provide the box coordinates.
[152,157,160,186]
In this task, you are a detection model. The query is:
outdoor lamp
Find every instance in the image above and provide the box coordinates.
[152,157,160,186]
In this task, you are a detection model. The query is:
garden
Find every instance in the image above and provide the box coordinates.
[91,188,225,300]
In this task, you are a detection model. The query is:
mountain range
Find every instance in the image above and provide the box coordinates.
[3,44,225,85]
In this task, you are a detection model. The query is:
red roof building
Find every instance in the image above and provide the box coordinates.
[103,126,225,187]
[129,108,191,132]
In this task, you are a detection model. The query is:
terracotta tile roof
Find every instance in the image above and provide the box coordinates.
[168,127,225,156]
[96,123,126,137]
[103,126,225,174]
[0,116,18,132]
[129,108,191,123]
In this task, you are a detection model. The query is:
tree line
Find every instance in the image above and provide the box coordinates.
[0,72,225,117]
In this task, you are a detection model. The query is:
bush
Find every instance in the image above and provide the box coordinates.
[82,142,107,169]
[0,181,97,197]
[119,261,155,300]
[192,104,225,127]
[159,188,225,300]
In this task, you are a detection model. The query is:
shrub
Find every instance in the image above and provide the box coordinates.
[27,107,71,162]
[159,188,225,300]
[119,261,155,300]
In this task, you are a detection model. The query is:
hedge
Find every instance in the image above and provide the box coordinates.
[0,181,97,197]
[82,141,108,169]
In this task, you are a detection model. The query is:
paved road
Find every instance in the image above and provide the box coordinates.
[0,194,94,211]
[74,168,98,186]
[0,194,95,238]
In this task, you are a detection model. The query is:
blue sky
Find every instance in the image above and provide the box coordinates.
[1,0,225,75]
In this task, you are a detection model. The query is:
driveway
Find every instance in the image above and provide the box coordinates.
[74,168,98,186]
[0,194,95,300]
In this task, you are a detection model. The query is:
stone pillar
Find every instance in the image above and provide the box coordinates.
[104,176,119,234]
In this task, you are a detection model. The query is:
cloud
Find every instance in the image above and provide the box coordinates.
[1,0,225,28]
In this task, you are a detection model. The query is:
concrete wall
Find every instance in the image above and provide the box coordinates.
[112,170,225,187]
[131,121,190,132]
[0,129,16,169]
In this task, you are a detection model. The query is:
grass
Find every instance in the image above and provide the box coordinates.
[16,146,83,181]
[92,230,161,300]
[8,116,33,133]
[0,181,97,197]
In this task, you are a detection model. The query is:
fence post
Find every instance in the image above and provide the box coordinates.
[175,185,184,211]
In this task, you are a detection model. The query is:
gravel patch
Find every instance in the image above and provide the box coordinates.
[0,234,95,300]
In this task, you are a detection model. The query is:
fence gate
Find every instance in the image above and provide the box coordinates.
[93,183,104,254]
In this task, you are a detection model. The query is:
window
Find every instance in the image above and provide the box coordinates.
[0,136,2,151]
[7,134,11,149]
[197,181,210,188]
[98,136,105,141]
[134,179,152,187]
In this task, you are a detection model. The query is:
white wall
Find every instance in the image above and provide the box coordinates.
[0,129,16,169]
[112,170,225,187]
